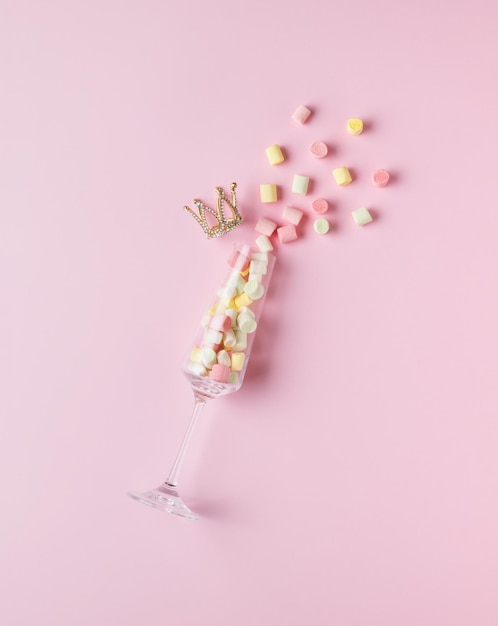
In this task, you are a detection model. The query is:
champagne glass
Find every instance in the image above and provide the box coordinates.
[128,243,275,519]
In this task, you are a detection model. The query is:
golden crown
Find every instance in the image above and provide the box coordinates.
[184,182,242,239]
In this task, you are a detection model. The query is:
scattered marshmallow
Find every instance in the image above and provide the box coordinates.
[282,205,304,225]
[332,167,352,186]
[292,174,310,195]
[311,198,329,214]
[352,207,373,226]
[255,234,273,252]
[265,144,285,165]
[372,169,390,187]
[347,118,363,135]
[255,217,277,236]
[291,105,311,124]
[277,223,298,243]
[314,218,330,235]
[310,141,328,158]
[260,183,278,203]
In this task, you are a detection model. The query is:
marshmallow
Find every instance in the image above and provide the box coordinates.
[231,352,246,372]
[187,362,207,376]
[310,141,328,158]
[249,259,268,275]
[223,328,236,348]
[225,308,238,327]
[352,207,373,226]
[244,279,265,300]
[292,174,310,195]
[265,144,285,165]
[277,223,298,243]
[228,249,251,272]
[332,167,352,186]
[228,371,239,385]
[255,217,277,236]
[255,235,273,252]
[311,198,329,214]
[204,328,223,345]
[260,184,278,203]
[190,346,203,363]
[201,347,217,369]
[314,218,330,234]
[209,314,231,332]
[200,314,211,328]
[291,105,311,124]
[210,363,230,383]
[282,205,303,225]
[347,118,363,135]
[372,169,390,187]
[237,312,257,334]
[251,251,268,263]
[233,330,247,350]
[249,273,263,283]
[234,292,253,309]
[226,271,246,294]
[216,350,231,367]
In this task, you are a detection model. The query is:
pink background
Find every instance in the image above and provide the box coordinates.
[1,0,498,624]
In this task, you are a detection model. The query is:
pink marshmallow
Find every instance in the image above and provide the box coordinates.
[310,141,328,158]
[372,169,390,187]
[282,206,304,226]
[255,217,277,237]
[291,105,311,124]
[277,224,298,244]
[228,249,251,272]
[312,198,329,214]
[210,364,231,383]
[210,315,231,332]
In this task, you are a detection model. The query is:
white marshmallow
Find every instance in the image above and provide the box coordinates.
[204,328,223,345]
[233,330,247,351]
[228,371,239,385]
[244,279,264,300]
[200,314,211,328]
[248,272,263,283]
[225,308,237,327]
[255,234,273,252]
[226,270,247,294]
[223,328,236,348]
[249,260,268,275]
[201,348,217,368]
[187,362,207,376]
[237,312,257,334]
[216,350,231,367]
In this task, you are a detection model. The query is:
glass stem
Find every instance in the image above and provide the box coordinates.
[165,394,207,488]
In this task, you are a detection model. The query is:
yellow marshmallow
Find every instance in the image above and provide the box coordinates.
[332,167,352,186]
[190,346,203,363]
[234,292,253,309]
[265,144,285,165]
[347,118,363,135]
[231,352,246,372]
[260,183,278,203]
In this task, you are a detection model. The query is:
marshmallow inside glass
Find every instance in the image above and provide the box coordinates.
[128,243,275,519]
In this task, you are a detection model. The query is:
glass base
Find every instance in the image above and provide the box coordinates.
[127,483,199,520]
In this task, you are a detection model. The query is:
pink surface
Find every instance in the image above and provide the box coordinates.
[2,1,498,625]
